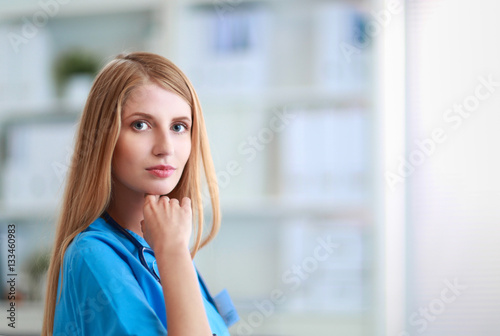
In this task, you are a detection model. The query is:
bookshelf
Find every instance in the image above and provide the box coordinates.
[0,0,376,335]
[174,1,376,335]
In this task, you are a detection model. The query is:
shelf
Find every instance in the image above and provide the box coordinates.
[197,85,371,109]
[0,204,58,222]
[183,0,287,6]
[0,0,163,20]
[184,0,368,7]
[218,196,372,222]
[0,300,369,335]
[0,99,82,119]
[0,197,370,223]
[0,199,370,223]
[266,86,371,108]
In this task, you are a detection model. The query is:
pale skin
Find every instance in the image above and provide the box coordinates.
[106,83,212,335]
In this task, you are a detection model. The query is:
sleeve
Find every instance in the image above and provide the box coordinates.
[53,235,167,336]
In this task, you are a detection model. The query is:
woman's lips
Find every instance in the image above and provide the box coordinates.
[146,165,176,178]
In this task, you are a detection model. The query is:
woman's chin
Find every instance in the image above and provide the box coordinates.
[144,186,174,196]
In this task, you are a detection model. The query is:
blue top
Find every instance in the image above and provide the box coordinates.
[53,217,230,336]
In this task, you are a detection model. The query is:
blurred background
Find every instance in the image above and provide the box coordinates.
[0,0,499,335]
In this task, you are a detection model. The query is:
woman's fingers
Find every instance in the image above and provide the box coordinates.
[181,197,191,211]
[142,194,193,253]
[145,194,189,207]
[144,194,161,208]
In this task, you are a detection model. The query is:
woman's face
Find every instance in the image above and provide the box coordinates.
[112,83,192,197]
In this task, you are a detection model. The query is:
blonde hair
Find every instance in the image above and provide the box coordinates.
[42,52,220,335]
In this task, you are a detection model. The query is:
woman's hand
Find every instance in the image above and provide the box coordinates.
[142,195,212,335]
[141,195,192,254]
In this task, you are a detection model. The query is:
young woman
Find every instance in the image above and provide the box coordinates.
[42,52,235,335]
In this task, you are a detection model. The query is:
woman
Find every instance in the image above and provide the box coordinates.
[42,52,235,335]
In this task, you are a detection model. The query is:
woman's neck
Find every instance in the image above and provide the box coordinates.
[106,182,145,237]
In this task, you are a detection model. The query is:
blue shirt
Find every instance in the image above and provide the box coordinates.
[53,217,230,336]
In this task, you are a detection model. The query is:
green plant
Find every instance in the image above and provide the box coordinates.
[26,248,51,281]
[53,49,100,96]
[25,247,52,301]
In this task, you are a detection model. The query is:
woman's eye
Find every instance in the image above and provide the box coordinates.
[132,121,149,131]
[172,123,187,133]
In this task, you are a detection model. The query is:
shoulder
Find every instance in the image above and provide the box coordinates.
[63,217,126,268]
[68,217,120,252]
[61,216,137,286]
[54,220,167,335]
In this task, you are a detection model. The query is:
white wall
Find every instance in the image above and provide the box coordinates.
[406,1,500,335]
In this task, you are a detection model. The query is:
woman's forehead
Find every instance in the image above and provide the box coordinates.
[122,84,191,119]
[126,83,158,103]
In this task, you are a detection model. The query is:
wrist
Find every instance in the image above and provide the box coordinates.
[154,242,191,259]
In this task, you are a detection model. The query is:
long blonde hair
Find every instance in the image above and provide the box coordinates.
[42,52,220,335]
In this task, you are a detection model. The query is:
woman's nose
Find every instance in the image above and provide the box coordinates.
[152,130,174,156]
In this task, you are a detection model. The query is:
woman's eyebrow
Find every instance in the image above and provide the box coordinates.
[123,112,191,123]
[173,116,192,124]
[123,112,154,121]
